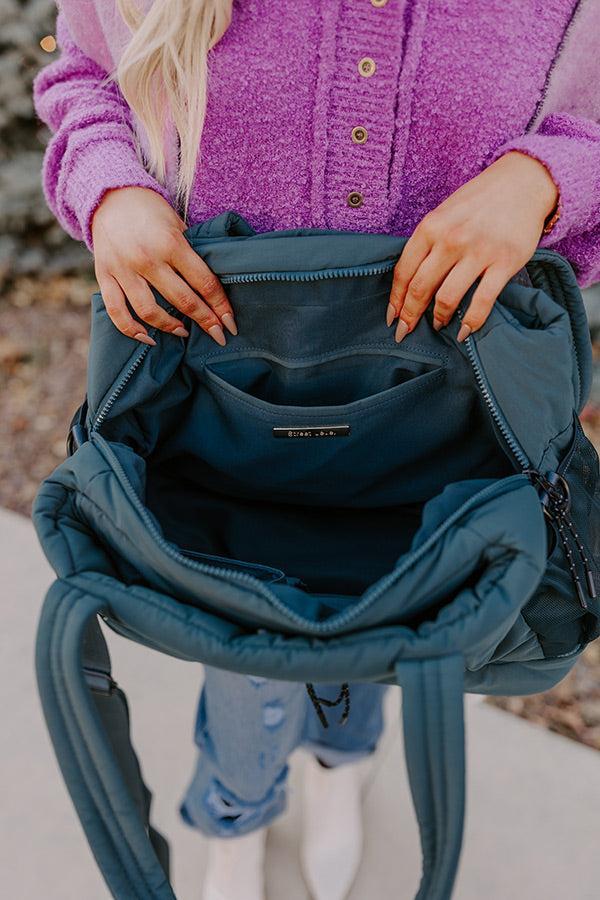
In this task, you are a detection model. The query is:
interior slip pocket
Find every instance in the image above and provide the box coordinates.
[180,346,509,508]
[203,351,440,407]
[200,348,445,508]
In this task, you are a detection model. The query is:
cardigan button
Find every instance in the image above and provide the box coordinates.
[358,56,376,77]
[347,191,364,208]
[371,0,389,6]
[351,125,368,144]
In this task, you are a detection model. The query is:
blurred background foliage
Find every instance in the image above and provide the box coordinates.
[1,0,97,516]
[0,0,91,283]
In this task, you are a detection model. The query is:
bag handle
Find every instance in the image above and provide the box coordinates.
[36,584,174,898]
[395,653,466,900]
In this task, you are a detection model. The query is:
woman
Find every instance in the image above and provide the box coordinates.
[33,2,600,898]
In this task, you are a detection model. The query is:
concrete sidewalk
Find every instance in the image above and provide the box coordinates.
[2,506,600,900]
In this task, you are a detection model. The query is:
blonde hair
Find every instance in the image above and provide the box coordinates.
[110,0,233,222]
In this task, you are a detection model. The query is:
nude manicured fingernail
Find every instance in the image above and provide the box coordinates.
[134,332,156,346]
[208,324,226,346]
[394,319,409,344]
[433,317,444,331]
[172,326,189,338]
[457,323,472,343]
[221,312,238,336]
[386,303,396,327]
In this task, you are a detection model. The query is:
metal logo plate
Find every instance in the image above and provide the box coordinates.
[272,425,351,439]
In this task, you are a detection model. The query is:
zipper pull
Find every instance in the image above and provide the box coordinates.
[545,470,597,603]
[563,512,597,601]
[525,469,595,608]
[305,682,351,727]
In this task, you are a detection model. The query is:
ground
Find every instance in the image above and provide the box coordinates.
[2,273,600,752]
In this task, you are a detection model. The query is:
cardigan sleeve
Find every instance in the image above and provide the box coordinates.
[489,112,600,288]
[32,9,174,254]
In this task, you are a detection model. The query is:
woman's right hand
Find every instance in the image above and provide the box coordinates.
[90,186,237,346]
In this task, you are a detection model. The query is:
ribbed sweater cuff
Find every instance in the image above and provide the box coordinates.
[488,131,598,249]
[62,137,174,253]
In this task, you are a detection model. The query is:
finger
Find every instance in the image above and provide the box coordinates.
[98,274,156,346]
[432,257,485,330]
[457,264,511,342]
[149,265,227,345]
[393,247,455,342]
[387,224,433,325]
[119,273,191,338]
[168,238,237,335]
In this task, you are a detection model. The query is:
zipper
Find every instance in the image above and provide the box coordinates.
[526,468,596,609]
[89,267,396,431]
[456,306,530,471]
[457,305,596,609]
[92,303,180,431]
[89,270,596,616]
[218,259,397,285]
[93,348,150,430]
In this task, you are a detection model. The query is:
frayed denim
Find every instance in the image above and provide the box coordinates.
[178,666,389,837]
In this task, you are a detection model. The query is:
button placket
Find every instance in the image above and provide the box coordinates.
[346,3,393,208]
[323,1,404,225]
[349,56,376,206]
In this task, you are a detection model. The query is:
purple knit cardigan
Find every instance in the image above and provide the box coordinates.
[33,0,600,286]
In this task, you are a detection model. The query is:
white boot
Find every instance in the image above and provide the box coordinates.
[201,826,267,900]
[300,753,371,900]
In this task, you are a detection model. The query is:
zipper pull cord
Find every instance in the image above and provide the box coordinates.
[305,682,351,728]
[563,512,597,601]
[544,471,597,604]
[526,469,595,608]
[553,512,589,609]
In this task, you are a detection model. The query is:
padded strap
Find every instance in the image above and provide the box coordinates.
[35,581,174,899]
[81,616,172,881]
[395,654,466,900]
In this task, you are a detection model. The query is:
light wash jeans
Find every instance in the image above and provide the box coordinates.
[178,666,389,837]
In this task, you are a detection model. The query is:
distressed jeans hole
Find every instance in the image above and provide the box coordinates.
[262,702,285,728]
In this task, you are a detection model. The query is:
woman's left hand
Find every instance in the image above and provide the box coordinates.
[386,150,559,343]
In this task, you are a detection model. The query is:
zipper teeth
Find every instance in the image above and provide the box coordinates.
[94,432,527,634]
[219,260,397,284]
[90,268,396,429]
[326,476,528,625]
[89,276,537,631]
[95,434,278,600]
[457,307,531,471]
[92,303,181,431]
[93,348,150,430]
